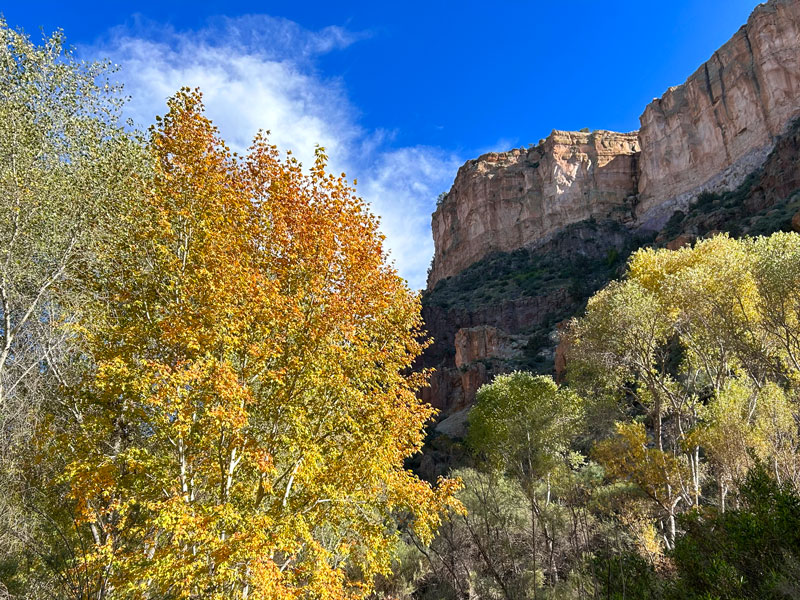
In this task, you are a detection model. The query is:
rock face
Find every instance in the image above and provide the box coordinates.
[665,234,696,251]
[427,131,640,287]
[636,0,800,228]
[420,288,570,410]
[454,326,520,368]
[553,321,570,384]
[752,113,800,207]
[427,0,800,288]
[420,220,637,413]
[421,0,800,418]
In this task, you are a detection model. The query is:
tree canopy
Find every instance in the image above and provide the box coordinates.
[0,21,458,598]
[46,89,460,600]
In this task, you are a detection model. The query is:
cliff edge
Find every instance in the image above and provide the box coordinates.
[428,131,639,287]
[427,0,800,289]
[421,0,800,416]
[637,0,800,228]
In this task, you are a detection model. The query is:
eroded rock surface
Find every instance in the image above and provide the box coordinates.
[454,326,522,368]
[428,0,800,289]
[636,0,800,228]
[428,131,639,287]
[421,0,800,416]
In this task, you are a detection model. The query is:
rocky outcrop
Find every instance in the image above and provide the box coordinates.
[422,287,571,365]
[454,326,522,368]
[427,0,800,289]
[421,0,800,417]
[420,289,573,410]
[553,321,570,383]
[647,116,800,243]
[420,220,637,412]
[427,131,640,287]
[752,115,800,207]
[665,234,696,251]
[636,0,800,229]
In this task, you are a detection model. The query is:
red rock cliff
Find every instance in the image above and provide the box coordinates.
[427,0,800,288]
[427,131,639,287]
[636,0,800,228]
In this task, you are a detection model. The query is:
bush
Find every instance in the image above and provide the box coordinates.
[669,464,800,599]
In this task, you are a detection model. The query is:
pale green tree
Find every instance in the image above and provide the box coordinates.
[571,234,800,545]
[468,373,585,590]
[748,232,800,381]
[0,20,145,598]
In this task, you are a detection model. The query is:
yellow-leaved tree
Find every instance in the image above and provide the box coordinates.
[569,233,800,548]
[52,89,459,599]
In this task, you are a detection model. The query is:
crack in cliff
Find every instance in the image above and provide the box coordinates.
[742,24,775,139]
[713,51,730,113]
[705,60,733,164]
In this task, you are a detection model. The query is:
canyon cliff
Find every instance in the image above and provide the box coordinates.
[421,0,800,417]
[427,131,639,286]
[637,0,800,228]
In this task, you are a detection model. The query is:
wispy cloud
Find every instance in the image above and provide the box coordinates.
[87,15,460,290]
[360,147,461,285]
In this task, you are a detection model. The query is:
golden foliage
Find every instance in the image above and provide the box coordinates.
[54,89,459,599]
[574,232,800,543]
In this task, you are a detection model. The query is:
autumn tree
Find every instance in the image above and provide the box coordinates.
[397,233,800,597]
[567,279,673,450]
[46,89,459,599]
[688,380,755,512]
[593,422,691,548]
[570,233,800,547]
[747,232,800,383]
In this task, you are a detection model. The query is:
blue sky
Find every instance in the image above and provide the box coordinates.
[6,1,757,289]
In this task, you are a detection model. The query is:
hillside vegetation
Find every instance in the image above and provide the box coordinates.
[387,233,800,599]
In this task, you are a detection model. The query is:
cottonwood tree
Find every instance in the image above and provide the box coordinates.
[570,234,800,547]
[467,373,585,591]
[748,233,800,382]
[0,20,145,597]
[50,89,459,599]
[567,279,673,451]
[593,422,691,548]
[0,19,143,426]
[408,233,800,598]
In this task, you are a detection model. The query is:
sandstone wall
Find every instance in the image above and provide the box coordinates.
[636,0,800,228]
[427,131,639,287]
[427,0,800,288]
[454,326,522,368]
[420,0,800,416]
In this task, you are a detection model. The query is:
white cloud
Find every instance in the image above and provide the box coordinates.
[87,16,460,290]
[361,147,461,288]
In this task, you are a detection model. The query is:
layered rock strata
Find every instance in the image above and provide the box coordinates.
[427,0,800,288]
[427,131,640,287]
[636,0,800,228]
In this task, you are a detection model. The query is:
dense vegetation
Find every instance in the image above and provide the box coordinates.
[385,233,800,599]
[0,23,458,599]
[424,220,637,313]
[421,220,648,374]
